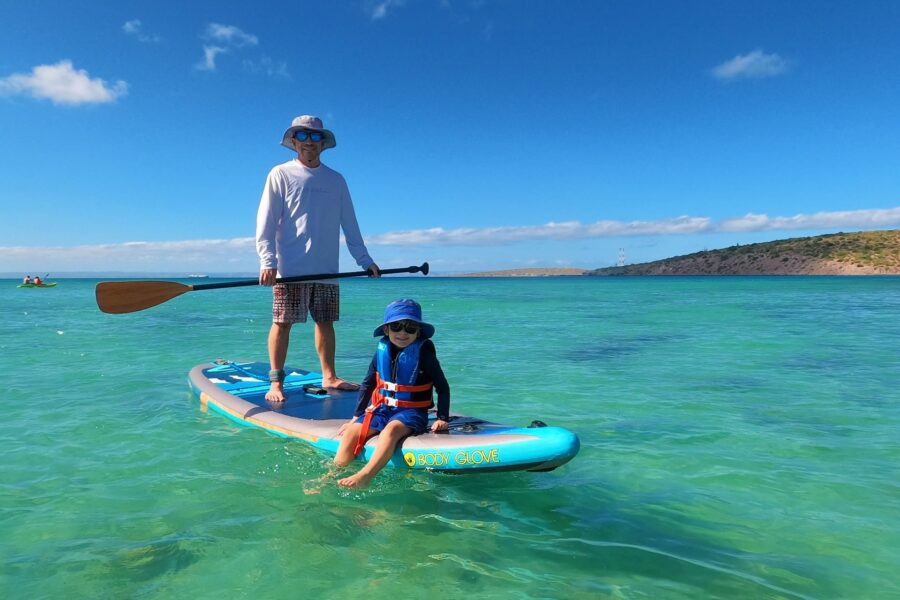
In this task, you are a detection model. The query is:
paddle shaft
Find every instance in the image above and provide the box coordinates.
[190,264,425,291]
[95,262,429,314]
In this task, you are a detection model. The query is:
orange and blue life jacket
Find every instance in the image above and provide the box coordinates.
[353,338,434,456]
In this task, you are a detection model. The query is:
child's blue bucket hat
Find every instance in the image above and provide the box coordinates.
[373,298,435,339]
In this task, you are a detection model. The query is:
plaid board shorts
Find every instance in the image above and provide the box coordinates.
[272,283,339,324]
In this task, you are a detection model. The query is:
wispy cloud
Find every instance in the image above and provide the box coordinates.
[242,56,290,79]
[367,217,712,246]
[370,0,407,20]
[197,46,226,71]
[0,60,127,105]
[367,207,900,246]
[0,238,256,272]
[122,19,161,43]
[3,208,898,272]
[204,23,258,47]
[712,49,789,80]
[196,23,259,71]
[717,208,900,232]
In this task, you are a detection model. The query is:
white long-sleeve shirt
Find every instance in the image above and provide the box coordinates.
[256,159,374,282]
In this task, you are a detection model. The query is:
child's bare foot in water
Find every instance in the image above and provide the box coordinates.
[338,470,373,489]
[265,382,285,403]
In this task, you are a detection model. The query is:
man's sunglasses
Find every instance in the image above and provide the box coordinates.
[294,130,324,143]
[388,321,420,334]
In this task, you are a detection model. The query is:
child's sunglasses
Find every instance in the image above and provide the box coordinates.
[388,321,420,334]
[294,130,324,142]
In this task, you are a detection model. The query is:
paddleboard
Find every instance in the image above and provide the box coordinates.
[189,360,580,473]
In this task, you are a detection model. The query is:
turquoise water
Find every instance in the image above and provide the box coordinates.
[2,276,898,599]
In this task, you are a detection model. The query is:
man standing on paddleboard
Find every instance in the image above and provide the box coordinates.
[256,115,380,402]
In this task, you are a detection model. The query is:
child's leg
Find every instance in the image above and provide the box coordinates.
[338,420,411,488]
[334,422,365,467]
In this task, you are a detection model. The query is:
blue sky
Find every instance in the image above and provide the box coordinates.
[2,1,899,275]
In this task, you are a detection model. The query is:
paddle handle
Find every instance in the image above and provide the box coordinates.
[189,262,429,291]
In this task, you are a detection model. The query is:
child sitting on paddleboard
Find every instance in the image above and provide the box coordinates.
[334,298,450,488]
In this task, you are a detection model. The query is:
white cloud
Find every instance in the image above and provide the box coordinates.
[3,208,897,272]
[366,208,900,246]
[371,0,407,20]
[122,19,161,43]
[242,56,290,79]
[196,46,227,71]
[718,207,900,232]
[0,60,127,105]
[204,23,258,47]
[367,216,714,246]
[712,49,788,80]
[197,23,271,73]
[0,238,256,272]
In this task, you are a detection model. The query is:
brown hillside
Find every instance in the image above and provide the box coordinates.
[587,230,900,276]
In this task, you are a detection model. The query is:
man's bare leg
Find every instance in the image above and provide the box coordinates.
[315,320,359,390]
[266,322,291,402]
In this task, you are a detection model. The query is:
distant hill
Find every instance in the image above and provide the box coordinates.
[587,230,900,276]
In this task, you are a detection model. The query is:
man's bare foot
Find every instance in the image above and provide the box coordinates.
[338,470,373,488]
[322,377,359,391]
[265,382,285,403]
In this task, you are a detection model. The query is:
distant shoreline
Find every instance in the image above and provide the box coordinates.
[453,268,586,277]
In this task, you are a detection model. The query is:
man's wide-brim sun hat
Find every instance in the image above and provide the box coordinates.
[280,115,336,151]
[373,298,435,339]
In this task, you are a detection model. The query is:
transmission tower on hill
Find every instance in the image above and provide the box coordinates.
[617,248,626,267]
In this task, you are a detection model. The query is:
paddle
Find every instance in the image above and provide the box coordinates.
[96,262,430,314]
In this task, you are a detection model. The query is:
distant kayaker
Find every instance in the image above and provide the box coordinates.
[23,275,32,284]
[256,115,381,403]
[33,275,42,285]
[334,299,451,489]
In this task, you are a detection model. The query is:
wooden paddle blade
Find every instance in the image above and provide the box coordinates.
[95,281,192,314]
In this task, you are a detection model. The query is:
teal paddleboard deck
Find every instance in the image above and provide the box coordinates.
[189,360,579,473]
